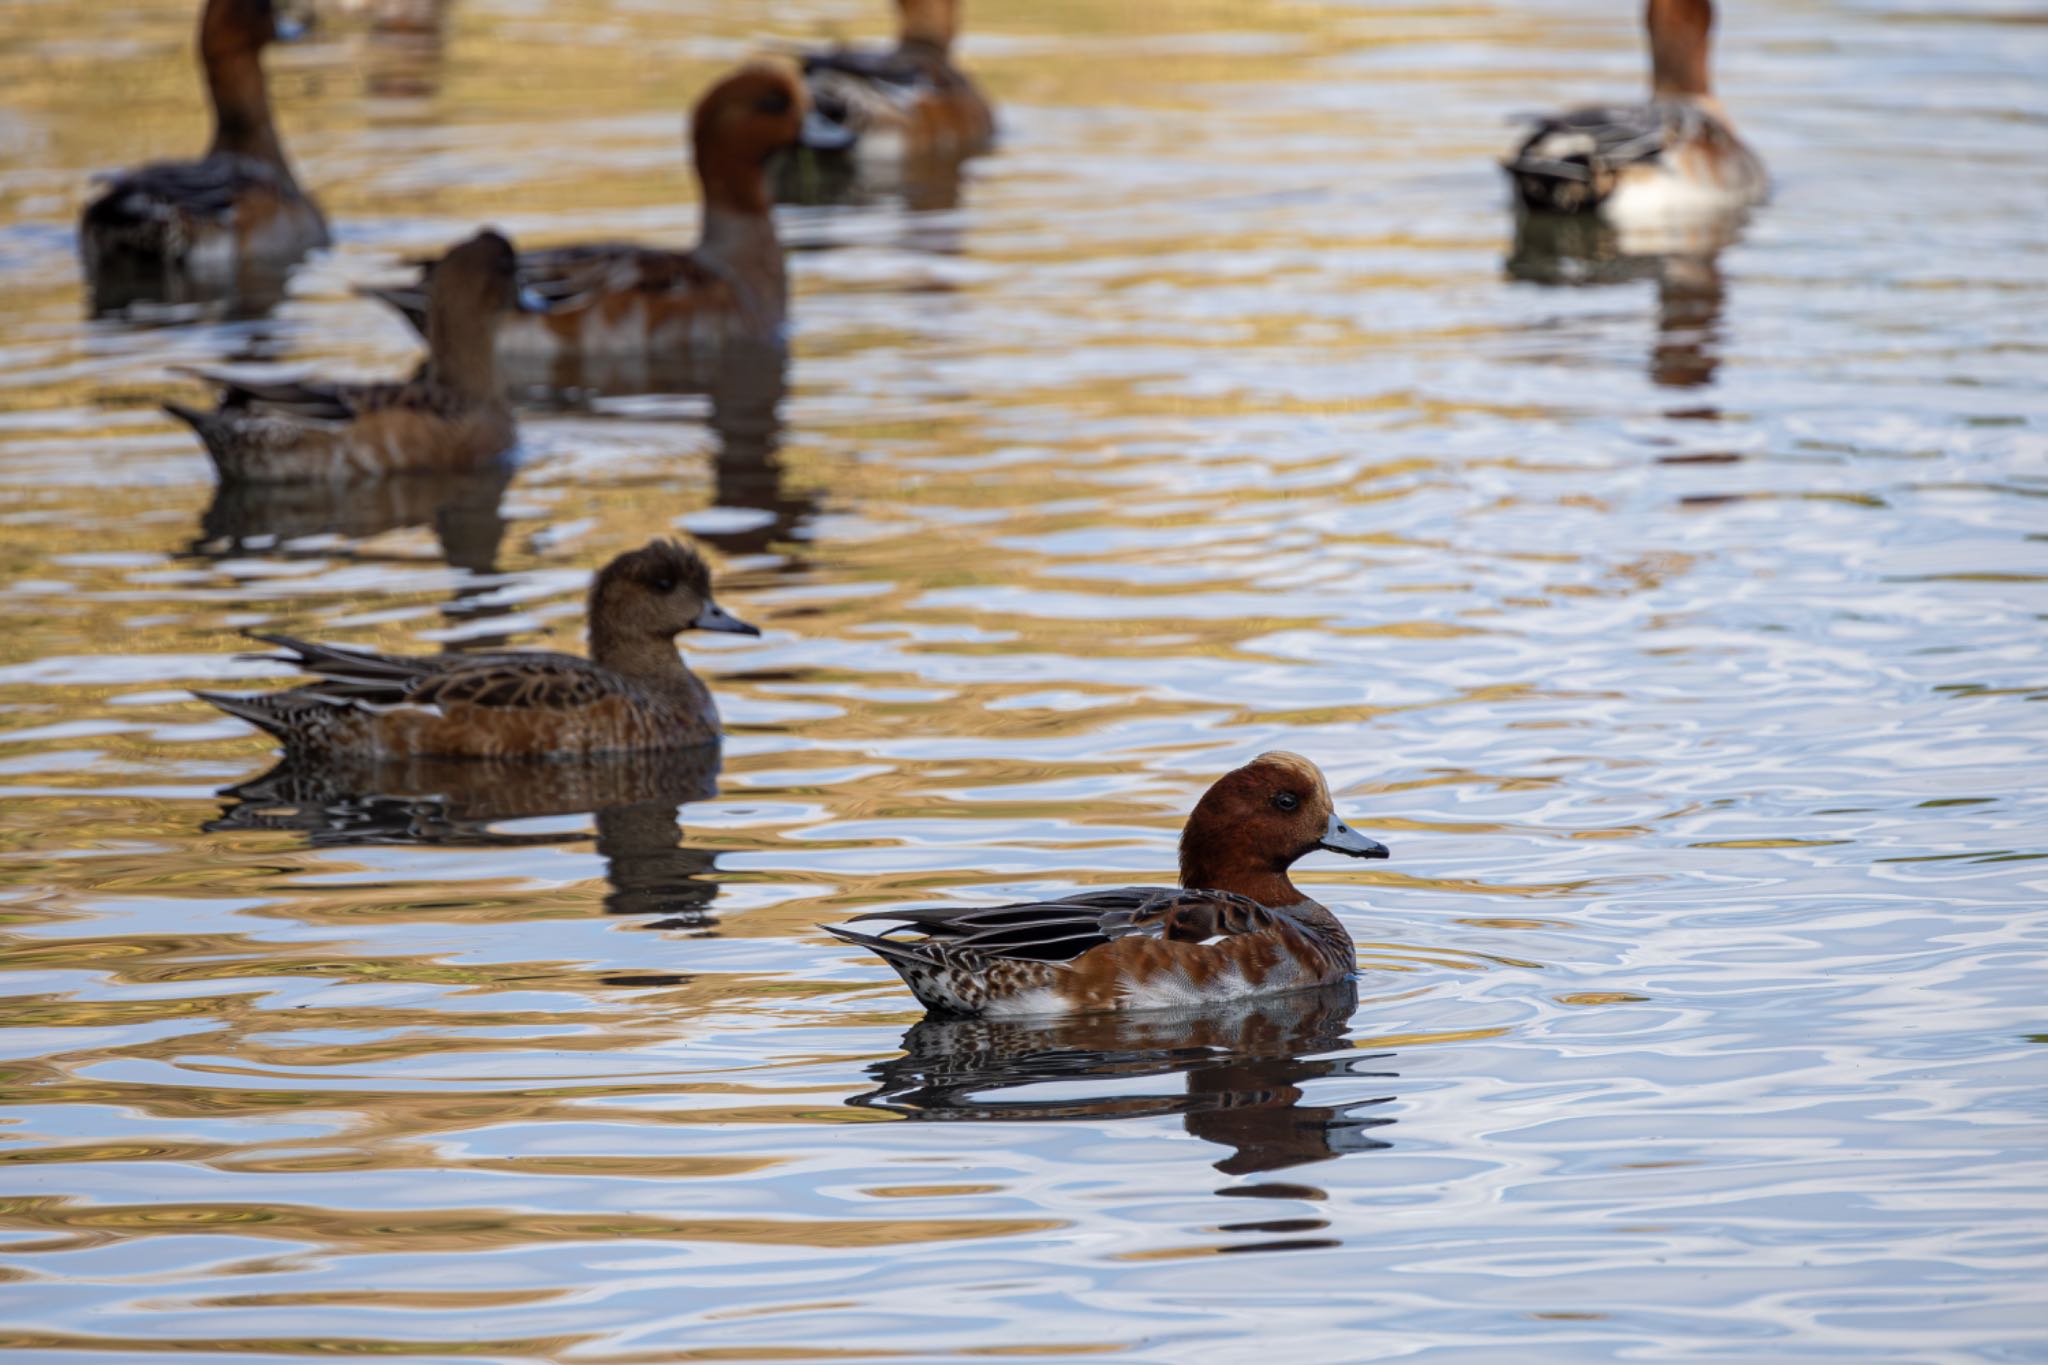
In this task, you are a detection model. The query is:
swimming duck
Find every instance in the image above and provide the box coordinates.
[196,539,759,759]
[362,60,842,364]
[79,0,329,296]
[827,752,1389,1018]
[1503,0,1766,224]
[163,230,532,482]
[798,0,995,166]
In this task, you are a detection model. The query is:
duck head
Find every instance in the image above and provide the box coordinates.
[588,540,760,663]
[692,59,848,216]
[1178,752,1388,905]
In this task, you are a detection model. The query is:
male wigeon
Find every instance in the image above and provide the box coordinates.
[363,61,841,363]
[1503,0,1766,224]
[196,539,759,759]
[163,230,532,482]
[798,0,995,166]
[80,0,329,295]
[827,753,1389,1018]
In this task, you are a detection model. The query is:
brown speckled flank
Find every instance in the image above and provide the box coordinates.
[79,0,329,287]
[827,752,1391,1018]
[1502,0,1767,218]
[363,61,822,363]
[800,0,997,165]
[162,231,527,483]
[195,540,760,760]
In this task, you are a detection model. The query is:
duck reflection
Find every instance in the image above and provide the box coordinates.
[207,747,726,929]
[1507,211,1743,390]
[522,340,817,571]
[849,982,1394,1175]
[188,464,518,643]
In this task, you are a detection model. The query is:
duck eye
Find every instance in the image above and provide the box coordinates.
[649,575,677,594]
[1271,791,1300,813]
[755,88,793,117]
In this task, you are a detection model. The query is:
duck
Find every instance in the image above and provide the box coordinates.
[162,229,533,483]
[827,752,1389,1018]
[79,0,329,296]
[361,60,844,365]
[195,539,760,760]
[796,0,996,166]
[1502,0,1766,224]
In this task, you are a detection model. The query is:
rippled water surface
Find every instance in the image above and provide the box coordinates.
[2,0,2046,1360]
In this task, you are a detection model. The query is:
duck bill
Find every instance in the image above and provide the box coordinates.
[692,600,761,637]
[1318,813,1389,860]
[514,284,551,315]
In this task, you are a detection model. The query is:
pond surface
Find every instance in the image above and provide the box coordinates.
[1,0,2045,1360]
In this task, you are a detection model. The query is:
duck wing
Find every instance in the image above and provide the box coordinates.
[833,887,1277,967]
[176,367,473,423]
[86,154,289,234]
[1504,102,1699,212]
[515,242,721,306]
[254,633,630,713]
[801,45,923,87]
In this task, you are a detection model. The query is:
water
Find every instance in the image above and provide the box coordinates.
[1,0,2045,1360]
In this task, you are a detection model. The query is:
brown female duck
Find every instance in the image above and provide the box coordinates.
[364,60,844,363]
[164,230,532,482]
[828,753,1389,1018]
[80,0,329,292]
[196,540,759,759]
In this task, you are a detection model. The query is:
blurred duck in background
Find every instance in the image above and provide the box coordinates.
[196,539,759,760]
[1503,0,1766,228]
[79,0,329,312]
[163,230,535,482]
[795,0,995,169]
[364,61,843,371]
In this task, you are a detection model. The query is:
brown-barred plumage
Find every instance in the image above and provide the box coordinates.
[827,753,1390,1018]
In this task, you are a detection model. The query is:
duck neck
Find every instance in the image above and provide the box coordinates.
[425,308,503,401]
[697,193,787,334]
[898,0,956,54]
[204,44,291,170]
[1647,0,1713,100]
[1180,845,1304,909]
[589,623,701,698]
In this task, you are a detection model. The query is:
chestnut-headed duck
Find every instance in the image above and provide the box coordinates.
[1503,0,1766,225]
[363,61,842,363]
[80,0,329,294]
[163,230,533,483]
[798,0,995,166]
[827,752,1390,1018]
[196,539,760,759]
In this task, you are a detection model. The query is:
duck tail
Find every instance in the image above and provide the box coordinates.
[823,923,969,1013]
[161,397,232,466]
[81,182,178,264]
[193,688,306,742]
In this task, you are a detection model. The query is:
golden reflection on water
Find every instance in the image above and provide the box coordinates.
[0,0,2045,1358]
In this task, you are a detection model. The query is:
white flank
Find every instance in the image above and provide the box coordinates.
[982,987,1073,1020]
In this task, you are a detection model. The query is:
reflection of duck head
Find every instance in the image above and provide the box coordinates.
[1507,212,1732,390]
[207,748,726,928]
[849,982,1394,1174]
